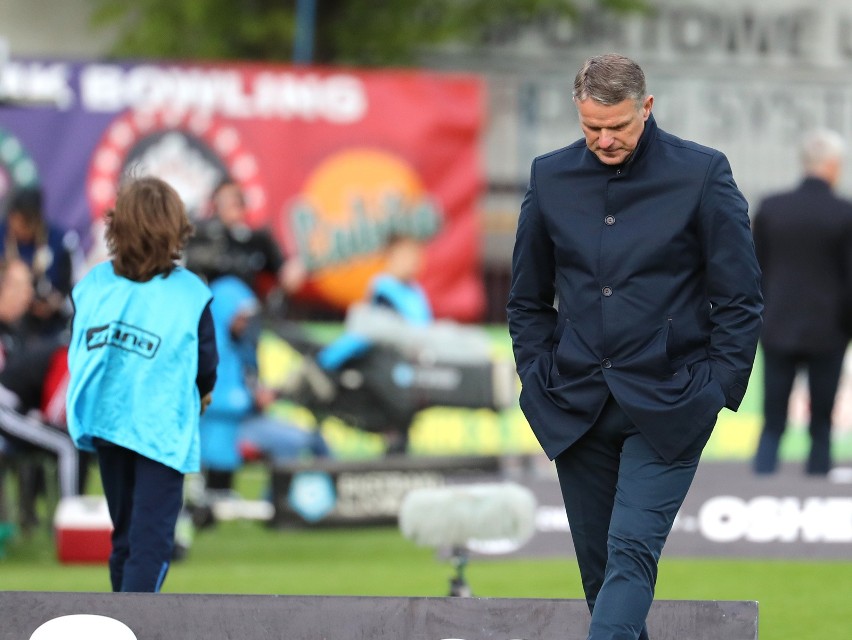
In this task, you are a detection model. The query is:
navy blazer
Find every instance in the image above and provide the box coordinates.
[507,115,763,463]
[753,177,852,353]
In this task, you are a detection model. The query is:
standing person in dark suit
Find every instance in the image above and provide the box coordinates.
[752,129,852,476]
[507,53,762,639]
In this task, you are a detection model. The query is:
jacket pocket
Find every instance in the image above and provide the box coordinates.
[553,318,581,377]
[648,316,676,378]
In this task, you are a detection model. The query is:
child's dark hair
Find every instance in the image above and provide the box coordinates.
[105,177,194,282]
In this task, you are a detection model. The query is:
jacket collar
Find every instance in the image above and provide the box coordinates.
[799,176,833,192]
[628,112,657,167]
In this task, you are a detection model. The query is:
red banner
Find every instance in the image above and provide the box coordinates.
[0,59,486,320]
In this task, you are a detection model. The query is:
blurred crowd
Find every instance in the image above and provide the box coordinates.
[0,175,509,545]
[0,178,327,538]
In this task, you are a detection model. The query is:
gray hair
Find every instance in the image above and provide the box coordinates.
[573,53,647,106]
[800,128,846,173]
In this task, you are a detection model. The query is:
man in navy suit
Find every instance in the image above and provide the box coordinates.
[507,54,762,639]
[752,129,852,476]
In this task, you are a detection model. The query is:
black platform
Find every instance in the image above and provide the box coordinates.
[2,591,758,640]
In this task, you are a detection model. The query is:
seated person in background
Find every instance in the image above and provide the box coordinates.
[286,235,508,455]
[0,187,74,338]
[0,259,81,526]
[306,234,493,390]
[184,179,306,309]
[314,234,433,374]
[200,275,330,493]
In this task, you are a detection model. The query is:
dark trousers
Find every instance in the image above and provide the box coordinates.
[554,395,712,640]
[754,346,846,475]
[95,441,184,592]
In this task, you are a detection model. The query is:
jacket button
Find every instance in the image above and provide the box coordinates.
[602,358,612,369]
[602,286,613,297]
[605,215,615,225]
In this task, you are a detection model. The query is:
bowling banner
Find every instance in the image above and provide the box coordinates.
[0,59,486,320]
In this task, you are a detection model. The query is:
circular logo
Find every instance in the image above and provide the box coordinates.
[288,471,337,522]
[287,148,441,309]
[86,110,264,222]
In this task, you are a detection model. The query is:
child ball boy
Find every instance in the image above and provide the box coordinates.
[67,177,218,592]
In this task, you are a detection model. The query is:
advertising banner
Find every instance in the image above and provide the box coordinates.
[0,58,486,319]
[268,455,852,560]
[505,461,852,560]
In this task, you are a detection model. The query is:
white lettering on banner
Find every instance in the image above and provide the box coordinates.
[253,72,366,122]
[0,61,73,109]
[698,496,852,543]
[335,472,444,518]
[487,2,852,66]
[535,505,569,533]
[79,64,367,122]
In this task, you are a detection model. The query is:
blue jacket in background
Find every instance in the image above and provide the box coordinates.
[317,274,432,370]
[200,276,260,471]
[205,276,260,419]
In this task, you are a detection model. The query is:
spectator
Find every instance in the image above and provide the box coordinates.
[0,259,80,530]
[0,259,35,359]
[200,275,330,494]
[184,178,306,306]
[752,128,852,476]
[0,260,78,490]
[286,234,498,455]
[66,177,218,593]
[0,187,74,338]
[312,234,492,380]
[313,234,432,375]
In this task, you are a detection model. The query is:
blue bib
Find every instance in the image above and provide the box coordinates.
[67,262,212,473]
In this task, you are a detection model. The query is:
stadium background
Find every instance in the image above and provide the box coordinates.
[4,2,852,638]
[5,0,852,464]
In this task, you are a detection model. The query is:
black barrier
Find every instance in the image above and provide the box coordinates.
[270,454,520,527]
[1,592,758,640]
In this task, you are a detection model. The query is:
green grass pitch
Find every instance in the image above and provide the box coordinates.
[1,496,849,639]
